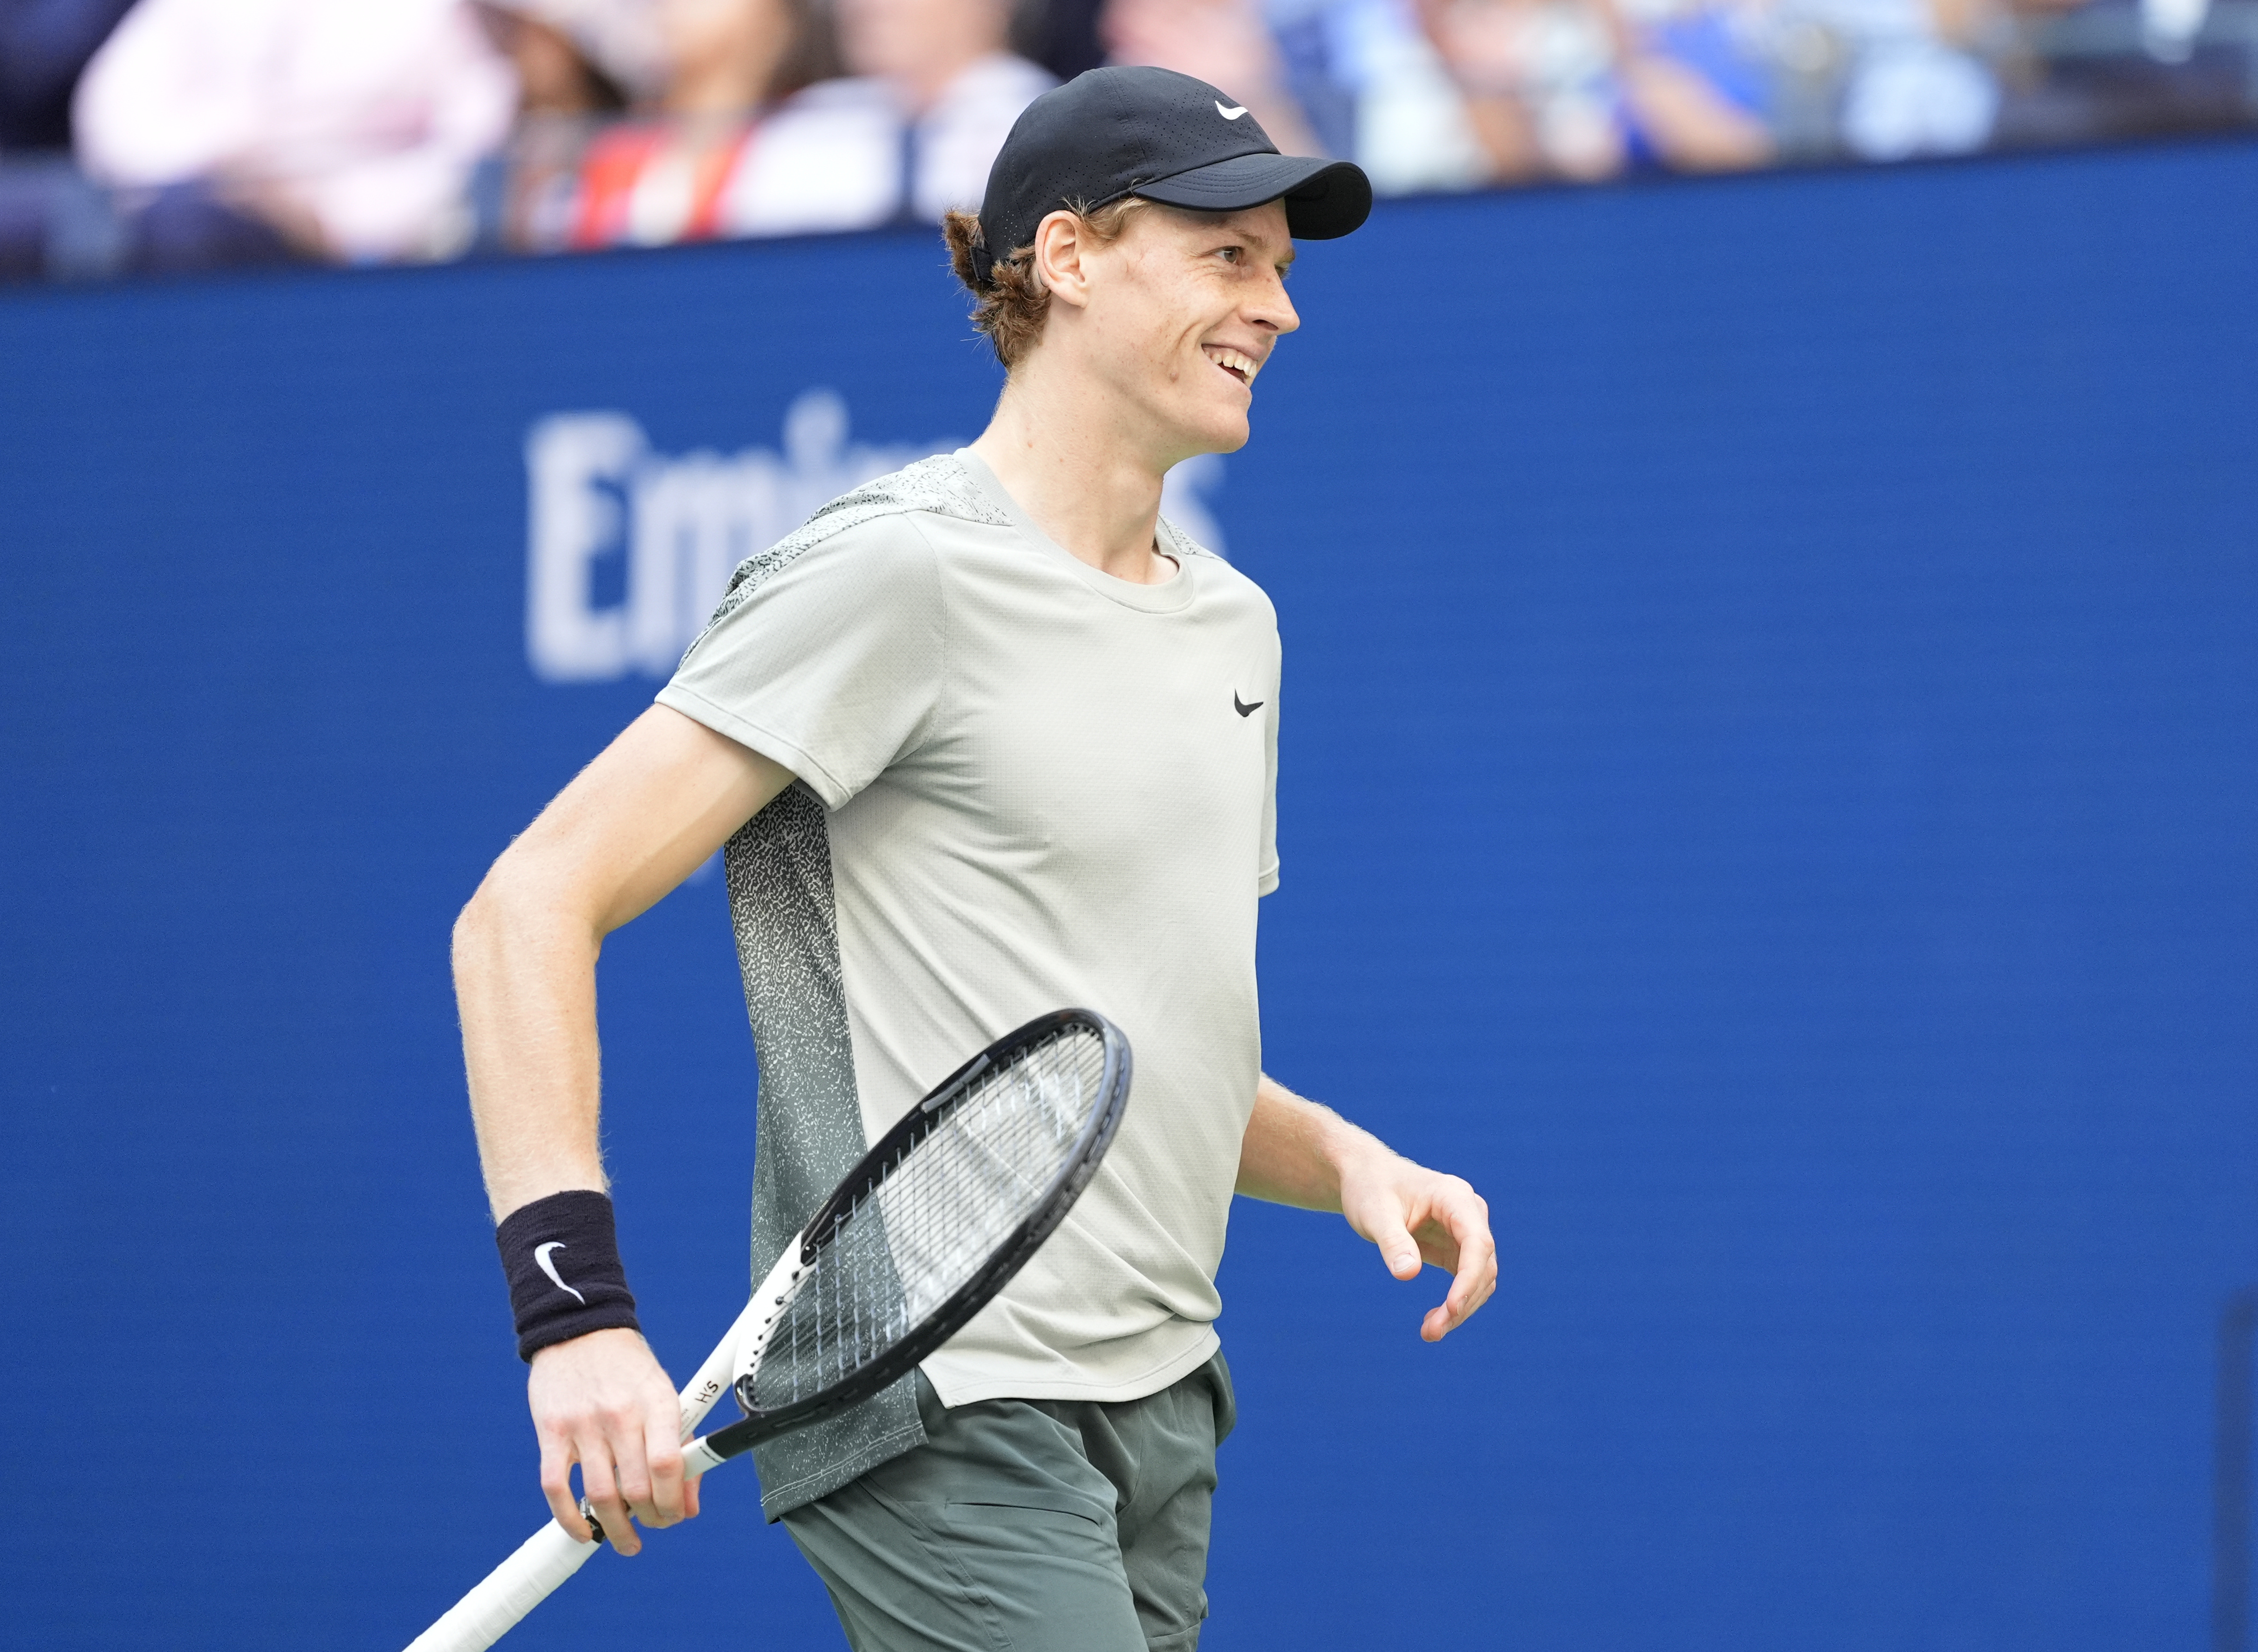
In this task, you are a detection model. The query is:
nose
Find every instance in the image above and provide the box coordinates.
[1250,268,1299,337]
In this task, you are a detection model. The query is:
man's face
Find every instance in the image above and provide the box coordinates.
[1074,201,1300,464]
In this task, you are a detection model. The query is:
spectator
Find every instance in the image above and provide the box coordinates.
[1279,0,1772,189]
[1423,0,1630,178]
[476,1,676,250]
[1100,0,1328,155]
[0,0,136,151]
[1804,0,1999,158]
[1419,0,1771,180]
[525,0,1046,248]
[484,0,674,114]
[1611,0,1774,171]
[1991,0,2251,150]
[72,0,515,266]
[775,0,1054,224]
[558,0,823,246]
[0,0,136,279]
[1322,0,1493,193]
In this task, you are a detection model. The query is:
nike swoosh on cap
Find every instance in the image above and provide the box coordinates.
[1234,691,1264,717]
[1215,101,1249,119]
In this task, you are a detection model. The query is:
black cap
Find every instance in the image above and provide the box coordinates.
[971,66,1372,285]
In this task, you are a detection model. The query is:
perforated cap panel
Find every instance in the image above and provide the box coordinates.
[974,66,1369,275]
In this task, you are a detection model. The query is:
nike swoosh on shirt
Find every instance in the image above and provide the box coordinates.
[1234,692,1264,717]
[1216,102,1249,119]
[535,1241,587,1304]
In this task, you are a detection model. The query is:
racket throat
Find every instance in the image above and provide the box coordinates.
[730,1243,807,1407]
[681,1435,730,1479]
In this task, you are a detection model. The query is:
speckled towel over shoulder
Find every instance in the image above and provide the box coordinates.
[657,452,1282,1521]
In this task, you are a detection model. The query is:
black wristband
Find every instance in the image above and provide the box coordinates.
[495,1189,641,1362]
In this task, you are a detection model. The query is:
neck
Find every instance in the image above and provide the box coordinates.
[968,360,1185,585]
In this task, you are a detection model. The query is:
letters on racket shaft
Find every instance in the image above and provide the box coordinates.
[404,1007,1132,1652]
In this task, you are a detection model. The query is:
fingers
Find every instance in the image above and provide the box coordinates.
[1343,1155,1496,1333]
[1416,1177,1497,1343]
[556,1412,684,1555]
[640,1406,688,1529]
[527,1328,698,1557]
[535,1419,637,1552]
[1333,1139,1500,1344]
[537,1425,589,1542]
[577,1438,641,1557]
[1363,1208,1423,1282]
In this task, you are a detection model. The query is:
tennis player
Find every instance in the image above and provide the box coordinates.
[452,65,1496,1651]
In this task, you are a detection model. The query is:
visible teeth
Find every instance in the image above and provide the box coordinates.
[1205,346,1260,383]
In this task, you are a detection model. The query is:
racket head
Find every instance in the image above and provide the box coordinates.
[710,1007,1131,1454]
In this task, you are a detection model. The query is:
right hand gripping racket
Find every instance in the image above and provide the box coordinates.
[405,1007,1132,1652]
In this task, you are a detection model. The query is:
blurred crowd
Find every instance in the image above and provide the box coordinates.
[0,0,2252,280]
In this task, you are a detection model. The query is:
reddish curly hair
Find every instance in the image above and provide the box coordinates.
[942,198,1152,369]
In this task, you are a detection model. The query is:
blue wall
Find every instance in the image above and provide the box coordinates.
[5,139,2258,1652]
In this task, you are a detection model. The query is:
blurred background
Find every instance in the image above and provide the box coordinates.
[5,4,2258,1652]
[3,0,2258,278]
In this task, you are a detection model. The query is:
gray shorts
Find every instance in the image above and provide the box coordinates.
[781,1353,1236,1652]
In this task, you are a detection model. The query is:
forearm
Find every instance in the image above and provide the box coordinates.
[451,707,795,1222]
[453,876,609,1220]
[455,851,698,1559]
[1235,1072,1399,1210]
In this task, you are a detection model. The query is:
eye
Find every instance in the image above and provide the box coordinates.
[1215,245,1244,265]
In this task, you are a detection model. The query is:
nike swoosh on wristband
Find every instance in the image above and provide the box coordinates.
[1234,691,1264,717]
[535,1241,587,1304]
[1216,102,1249,119]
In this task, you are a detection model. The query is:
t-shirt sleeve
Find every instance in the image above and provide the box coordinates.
[1258,629,1280,895]
[654,514,943,810]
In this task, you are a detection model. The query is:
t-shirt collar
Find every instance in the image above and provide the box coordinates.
[953,448,1198,614]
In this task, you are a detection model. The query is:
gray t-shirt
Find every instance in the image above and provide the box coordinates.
[655,450,1280,1518]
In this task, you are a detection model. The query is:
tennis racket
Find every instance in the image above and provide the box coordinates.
[405,1006,1132,1652]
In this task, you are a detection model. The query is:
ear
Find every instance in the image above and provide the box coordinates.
[1032,210,1094,313]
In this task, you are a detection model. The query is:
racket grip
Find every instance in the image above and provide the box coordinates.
[403,1519,599,1652]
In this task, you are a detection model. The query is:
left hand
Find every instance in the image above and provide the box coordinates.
[1336,1148,1497,1342]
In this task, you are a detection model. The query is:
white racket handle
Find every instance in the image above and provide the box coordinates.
[403,1520,598,1652]
[404,1249,801,1651]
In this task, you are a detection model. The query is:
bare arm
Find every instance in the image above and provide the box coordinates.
[452,703,794,1553]
[1238,1074,1497,1343]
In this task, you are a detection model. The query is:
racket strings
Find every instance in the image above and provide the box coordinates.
[745,1026,1109,1414]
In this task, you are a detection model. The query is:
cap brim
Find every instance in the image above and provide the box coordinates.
[1135,152,1372,239]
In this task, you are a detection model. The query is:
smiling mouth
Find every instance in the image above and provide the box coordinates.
[1203,345,1260,387]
